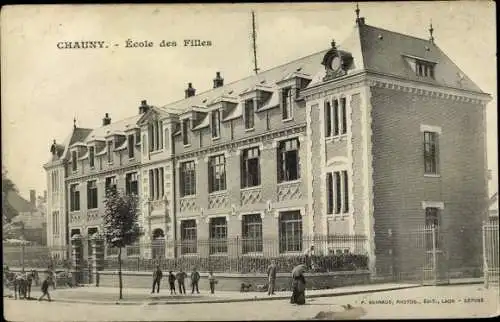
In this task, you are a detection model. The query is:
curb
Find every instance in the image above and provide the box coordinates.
[11,284,422,306]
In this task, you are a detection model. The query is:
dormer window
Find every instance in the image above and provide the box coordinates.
[89,146,95,168]
[211,110,221,139]
[416,60,435,78]
[135,129,141,144]
[182,119,190,146]
[71,151,78,172]
[281,87,293,120]
[148,120,163,152]
[127,134,135,159]
[107,141,113,164]
[244,99,255,130]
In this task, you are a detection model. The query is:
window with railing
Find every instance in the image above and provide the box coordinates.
[425,207,440,251]
[279,211,302,253]
[277,138,300,182]
[181,219,197,254]
[208,154,226,193]
[242,214,263,254]
[209,217,227,254]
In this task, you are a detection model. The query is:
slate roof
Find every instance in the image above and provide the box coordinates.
[6,191,35,213]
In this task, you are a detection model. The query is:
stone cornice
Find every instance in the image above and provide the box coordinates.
[65,162,141,184]
[174,124,306,161]
[302,70,491,105]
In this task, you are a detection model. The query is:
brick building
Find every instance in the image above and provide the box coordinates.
[44,16,491,276]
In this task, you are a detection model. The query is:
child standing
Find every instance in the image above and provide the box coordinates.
[168,271,176,295]
[208,270,216,294]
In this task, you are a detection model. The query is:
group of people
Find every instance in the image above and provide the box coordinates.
[3,266,54,302]
[151,266,218,295]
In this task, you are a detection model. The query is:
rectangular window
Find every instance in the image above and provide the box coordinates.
[149,169,154,200]
[424,131,439,174]
[87,180,98,209]
[244,99,255,129]
[416,60,435,79]
[211,110,221,139]
[333,99,340,136]
[182,119,190,146]
[89,146,95,168]
[148,123,154,152]
[325,101,332,137]
[125,172,139,196]
[209,217,228,254]
[282,87,293,120]
[105,176,117,194]
[326,173,333,214]
[152,168,164,200]
[72,151,78,171]
[128,134,135,159]
[279,211,302,253]
[241,147,261,188]
[342,170,349,213]
[425,207,440,250]
[340,97,347,134]
[107,141,113,163]
[208,154,226,193]
[180,161,196,196]
[70,184,80,211]
[52,211,59,235]
[277,138,300,182]
[334,172,342,214]
[180,220,197,254]
[135,130,141,144]
[242,214,263,254]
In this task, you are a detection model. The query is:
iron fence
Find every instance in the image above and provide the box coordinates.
[2,243,71,270]
[483,221,499,287]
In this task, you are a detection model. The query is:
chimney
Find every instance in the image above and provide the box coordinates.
[213,72,224,88]
[139,100,150,114]
[102,113,111,126]
[29,189,36,208]
[185,83,196,98]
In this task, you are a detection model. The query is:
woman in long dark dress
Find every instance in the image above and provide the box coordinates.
[290,264,306,305]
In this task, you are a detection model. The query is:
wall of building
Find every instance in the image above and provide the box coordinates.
[370,85,488,276]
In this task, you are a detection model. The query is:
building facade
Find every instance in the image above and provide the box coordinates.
[44,17,491,276]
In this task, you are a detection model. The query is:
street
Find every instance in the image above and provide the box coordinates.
[3,284,499,321]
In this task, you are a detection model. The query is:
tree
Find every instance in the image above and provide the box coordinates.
[2,166,19,225]
[103,188,142,300]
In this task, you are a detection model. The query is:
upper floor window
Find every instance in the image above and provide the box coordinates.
[241,147,260,188]
[69,184,80,211]
[107,141,113,164]
[208,154,226,193]
[89,146,95,168]
[51,171,59,193]
[277,138,300,182]
[52,211,59,235]
[281,87,293,120]
[125,172,139,196]
[128,134,135,159]
[135,129,141,144]
[416,60,435,78]
[71,151,78,171]
[424,131,439,175]
[105,176,117,194]
[149,120,163,152]
[244,99,255,130]
[324,98,348,137]
[149,167,164,200]
[211,110,221,139]
[182,119,190,146]
[87,180,98,209]
[180,161,196,197]
[326,170,349,215]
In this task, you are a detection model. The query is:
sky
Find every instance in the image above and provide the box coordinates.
[1,2,497,200]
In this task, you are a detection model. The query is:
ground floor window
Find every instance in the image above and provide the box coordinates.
[242,214,263,254]
[181,219,197,254]
[209,217,227,254]
[425,207,440,251]
[279,210,302,253]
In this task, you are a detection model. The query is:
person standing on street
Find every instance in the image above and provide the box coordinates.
[208,270,217,294]
[176,269,187,294]
[267,260,277,295]
[304,245,315,268]
[38,276,52,302]
[190,267,200,294]
[168,271,176,295]
[151,265,163,294]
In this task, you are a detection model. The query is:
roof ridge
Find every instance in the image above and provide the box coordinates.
[363,23,433,44]
[160,49,328,109]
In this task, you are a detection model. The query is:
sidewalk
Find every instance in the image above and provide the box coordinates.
[4,282,421,305]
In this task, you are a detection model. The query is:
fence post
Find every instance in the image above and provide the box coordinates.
[71,234,83,285]
[482,222,489,289]
[431,225,437,285]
